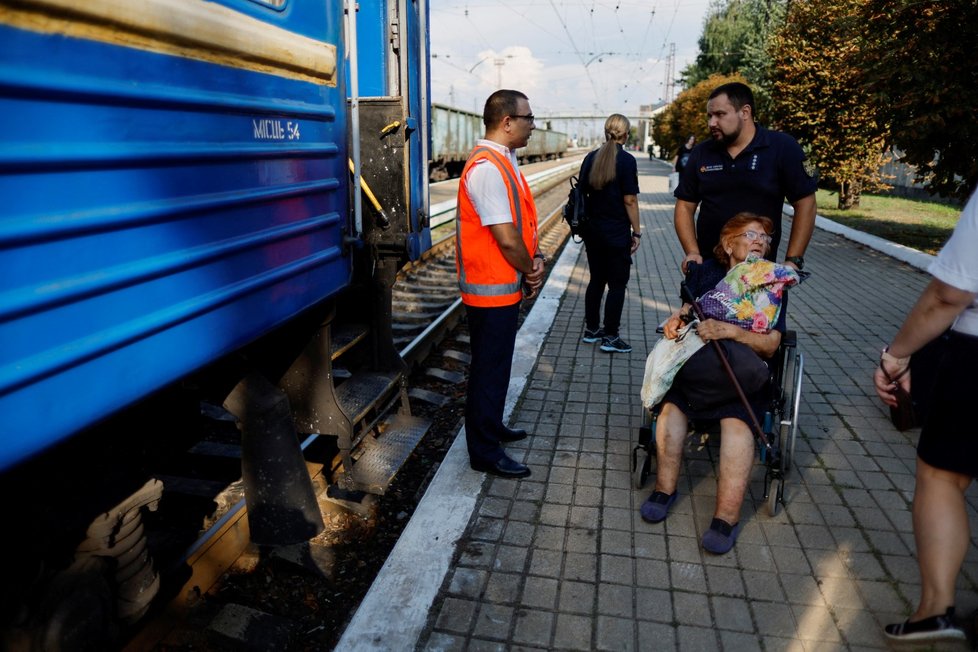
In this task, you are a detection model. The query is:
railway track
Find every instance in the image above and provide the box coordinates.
[119,160,578,650]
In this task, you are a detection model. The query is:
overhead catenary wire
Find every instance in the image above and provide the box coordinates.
[430,0,705,116]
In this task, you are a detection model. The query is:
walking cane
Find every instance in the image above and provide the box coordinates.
[681,265,780,467]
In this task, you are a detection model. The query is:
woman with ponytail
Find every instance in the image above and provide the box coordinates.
[578,113,642,353]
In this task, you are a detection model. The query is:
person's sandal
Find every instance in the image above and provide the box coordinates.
[883,607,966,642]
[701,518,741,554]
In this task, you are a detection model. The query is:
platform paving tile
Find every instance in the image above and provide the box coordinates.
[412,157,978,650]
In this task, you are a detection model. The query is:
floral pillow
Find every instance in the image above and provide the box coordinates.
[698,255,800,333]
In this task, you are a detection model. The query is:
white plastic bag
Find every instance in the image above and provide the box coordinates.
[640,322,705,408]
[667,172,679,193]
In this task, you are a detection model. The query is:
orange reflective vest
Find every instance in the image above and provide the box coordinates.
[456,146,538,308]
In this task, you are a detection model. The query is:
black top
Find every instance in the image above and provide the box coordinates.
[674,124,818,259]
[674,144,694,173]
[579,144,640,248]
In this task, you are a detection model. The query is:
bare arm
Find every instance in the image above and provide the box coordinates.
[873,278,977,405]
[488,222,546,294]
[785,193,816,262]
[674,199,701,272]
[624,194,641,254]
[488,223,534,275]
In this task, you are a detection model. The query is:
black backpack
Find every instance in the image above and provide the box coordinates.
[562,175,588,241]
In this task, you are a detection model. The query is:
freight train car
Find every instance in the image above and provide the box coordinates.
[428,102,568,181]
[0,0,432,647]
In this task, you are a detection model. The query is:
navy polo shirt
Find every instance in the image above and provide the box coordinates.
[580,144,640,248]
[674,125,817,259]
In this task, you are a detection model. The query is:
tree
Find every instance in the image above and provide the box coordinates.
[767,0,887,209]
[653,73,748,161]
[858,0,978,200]
[681,0,785,89]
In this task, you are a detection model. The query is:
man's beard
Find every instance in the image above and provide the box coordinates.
[712,126,740,145]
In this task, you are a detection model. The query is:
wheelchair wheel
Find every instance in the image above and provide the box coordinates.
[632,410,657,489]
[767,476,784,517]
[779,350,804,475]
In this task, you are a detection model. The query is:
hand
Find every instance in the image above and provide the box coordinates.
[681,253,703,274]
[694,318,734,342]
[524,256,545,288]
[874,364,911,407]
[663,312,684,340]
[630,234,641,254]
[784,260,800,272]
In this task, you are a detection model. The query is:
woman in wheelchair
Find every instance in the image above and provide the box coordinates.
[641,212,787,554]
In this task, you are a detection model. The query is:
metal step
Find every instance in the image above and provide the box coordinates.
[334,371,398,424]
[351,414,432,494]
[331,323,368,361]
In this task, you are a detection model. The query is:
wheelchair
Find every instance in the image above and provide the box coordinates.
[631,323,804,517]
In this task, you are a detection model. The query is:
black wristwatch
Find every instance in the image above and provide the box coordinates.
[785,255,805,270]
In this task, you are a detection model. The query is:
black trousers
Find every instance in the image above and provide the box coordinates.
[464,301,520,464]
[583,238,631,336]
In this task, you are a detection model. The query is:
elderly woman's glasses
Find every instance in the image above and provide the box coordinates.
[738,230,773,244]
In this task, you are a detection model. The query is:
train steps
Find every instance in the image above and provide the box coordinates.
[325,323,431,503]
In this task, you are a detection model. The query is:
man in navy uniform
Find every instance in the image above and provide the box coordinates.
[674,82,817,273]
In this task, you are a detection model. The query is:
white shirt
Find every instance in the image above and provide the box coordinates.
[929,191,978,336]
[463,139,527,227]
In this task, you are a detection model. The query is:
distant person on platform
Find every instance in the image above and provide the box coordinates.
[578,113,642,354]
[674,82,817,274]
[672,134,695,175]
[455,89,545,480]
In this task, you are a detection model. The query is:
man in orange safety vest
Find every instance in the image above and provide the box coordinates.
[455,89,545,479]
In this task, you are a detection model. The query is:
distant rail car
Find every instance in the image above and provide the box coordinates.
[1,0,433,647]
[428,102,569,181]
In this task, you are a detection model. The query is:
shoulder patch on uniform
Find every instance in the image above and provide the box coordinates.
[803,159,817,178]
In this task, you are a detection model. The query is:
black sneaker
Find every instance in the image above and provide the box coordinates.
[600,335,632,353]
[883,607,965,642]
[582,327,605,343]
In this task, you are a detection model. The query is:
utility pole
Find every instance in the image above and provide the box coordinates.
[494,58,505,89]
[664,43,676,103]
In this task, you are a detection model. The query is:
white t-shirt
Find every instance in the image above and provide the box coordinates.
[463,139,527,227]
[929,191,978,336]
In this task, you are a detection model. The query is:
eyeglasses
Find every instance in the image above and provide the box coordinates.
[737,230,773,244]
[509,114,535,123]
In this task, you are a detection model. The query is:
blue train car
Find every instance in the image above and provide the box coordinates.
[0,0,431,471]
[1,0,433,646]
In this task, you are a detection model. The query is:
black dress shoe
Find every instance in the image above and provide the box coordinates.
[499,428,529,443]
[470,455,531,479]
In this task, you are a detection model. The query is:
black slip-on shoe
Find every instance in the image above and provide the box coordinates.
[470,455,531,479]
[884,607,965,642]
[499,428,529,442]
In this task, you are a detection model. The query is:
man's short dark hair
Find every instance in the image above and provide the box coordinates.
[709,82,754,116]
[483,90,528,129]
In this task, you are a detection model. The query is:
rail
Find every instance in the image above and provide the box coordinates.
[428,159,579,230]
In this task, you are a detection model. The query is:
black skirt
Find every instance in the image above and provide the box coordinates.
[660,382,770,426]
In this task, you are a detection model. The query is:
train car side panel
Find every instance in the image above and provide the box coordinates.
[0,2,351,469]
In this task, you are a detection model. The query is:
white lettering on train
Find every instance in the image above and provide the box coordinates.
[252,119,300,140]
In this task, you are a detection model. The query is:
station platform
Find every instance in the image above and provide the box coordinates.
[338,154,978,651]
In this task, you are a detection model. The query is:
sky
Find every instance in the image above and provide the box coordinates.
[428,0,712,137]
